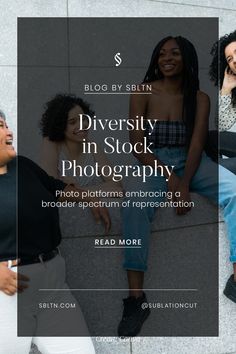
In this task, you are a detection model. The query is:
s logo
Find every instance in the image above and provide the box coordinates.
[114,52,122,67]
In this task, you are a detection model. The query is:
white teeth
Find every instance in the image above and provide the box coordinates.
[6,140,12,145]
[164,65,174,69]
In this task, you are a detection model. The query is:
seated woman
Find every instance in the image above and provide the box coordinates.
[0,110,111,353]
[40,94,122,193]
[118,35,236,337]
[209,29,236,173]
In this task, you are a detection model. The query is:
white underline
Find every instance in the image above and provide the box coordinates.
[84,92,152,95]
[94,246,142,248]
[39,288,198,291]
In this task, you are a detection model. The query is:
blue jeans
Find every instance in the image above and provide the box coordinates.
[122,147,236,271]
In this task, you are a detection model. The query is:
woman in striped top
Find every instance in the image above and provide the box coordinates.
[118,35,236,337]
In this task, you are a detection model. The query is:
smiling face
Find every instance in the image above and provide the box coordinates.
[158,38,183,77]
[0,116,16,171]
[225,41,236,74]
[64,105,89,143]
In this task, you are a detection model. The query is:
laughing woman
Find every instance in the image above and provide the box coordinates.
[209,30,236,173]
[40,94,122,193]
[118,36,236,337]
[0,110,110,353]
[210,30,236,131]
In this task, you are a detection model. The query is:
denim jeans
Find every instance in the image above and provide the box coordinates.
[220,157,236,175]
[122,147,236,271]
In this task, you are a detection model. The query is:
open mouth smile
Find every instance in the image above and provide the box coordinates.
[162,64,175,70]
[6,139,13,145]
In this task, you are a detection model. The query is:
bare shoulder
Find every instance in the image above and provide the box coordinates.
[135,83,152,92]
[197,90,210,105]
[130,83,151,102]
[43,137,60,150]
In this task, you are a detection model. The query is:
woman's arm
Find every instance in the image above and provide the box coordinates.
[58,184,111,233]
[219,94,236,131]
[0,260,29,295]
[90,145,123,194]
[173,91,210,215]
[219,67,236,131]
[40,137,59,178]
[181,91,210,186]
[22,156,111,232]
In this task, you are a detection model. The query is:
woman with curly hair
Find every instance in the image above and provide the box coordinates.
[210,30,236,130]
[40,94,122,193]
[209,30,236,173]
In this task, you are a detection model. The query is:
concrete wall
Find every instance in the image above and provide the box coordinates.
[0,1,235,353]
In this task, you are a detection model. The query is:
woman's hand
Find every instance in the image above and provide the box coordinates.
[167,174,192,215]
[90,198,111,234]
[61,176,78,185]
[221,67,236,95]
[0,260,29,296]
[175,181,192,215]
[167,173,181,195]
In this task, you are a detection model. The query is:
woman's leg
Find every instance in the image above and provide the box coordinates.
[219,165,236,268]
[118,174,168,336]
[122,147,187,297]
[0,268,33,354]
[34,337,95,354]
[220,131,236,157]
[33,255,95,354]
[190,155,236,276]
[121,174,167,295]
[219,157,236,175]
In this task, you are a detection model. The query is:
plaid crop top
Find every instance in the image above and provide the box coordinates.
[145,120,186,148]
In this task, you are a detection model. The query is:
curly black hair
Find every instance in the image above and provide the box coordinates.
[209,30,236,107]
[40,94,95,141]
[143,36,199,146]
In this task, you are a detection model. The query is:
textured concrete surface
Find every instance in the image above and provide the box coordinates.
[58,206,234,351]
[131,225,236,354]
[68,0,236,35]
[59,193,219,237]
[0,0,67,65]
[0,0,235,353]
[60,222,219,335]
